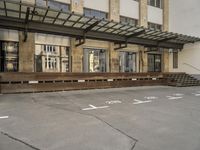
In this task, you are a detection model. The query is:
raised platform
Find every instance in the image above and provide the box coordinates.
[0,72,167,94]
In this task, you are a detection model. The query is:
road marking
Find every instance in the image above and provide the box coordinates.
[106,100,122,104]
[82,104,109,111]
[192,93,200,96]
[173,93,184,96]
[133,99,152,105]
[166,96,183,100]
[144,96,158,100]
[0,116,9,119]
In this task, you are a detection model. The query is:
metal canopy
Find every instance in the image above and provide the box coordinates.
[0,0,200,49]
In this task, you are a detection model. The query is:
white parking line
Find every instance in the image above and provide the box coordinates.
[173,93,184,96]
[192,93,200,96]
[0,116,9,119]
[133,99,152,105]
[82,105,109,111]
[166,96,183,100]
[106,100,122,104]
[144,96,158,100]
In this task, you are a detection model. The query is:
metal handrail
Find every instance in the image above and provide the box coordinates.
[183,63,200,72]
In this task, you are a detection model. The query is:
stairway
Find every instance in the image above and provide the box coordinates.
[166,73,200,87]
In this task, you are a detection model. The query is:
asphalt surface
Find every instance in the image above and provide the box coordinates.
[0,86,200,150]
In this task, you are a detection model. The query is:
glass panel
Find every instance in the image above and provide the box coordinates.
[1,42,18,72]
[6,2,19,11]
[0,1,4,9]
[148,54,155,72]
[84,49,106,72]
[32,15,42,21]
[64,21,74,26]
[44,17,54,23]
[98,27,107,32]
[47,10,58,18]
[54,19,64,25]
[21,5,28,12]
[35,8,47,16]
[0,9,5,16]
[119,52,136,72]
[155,55,161,72]
[58,13,69,19]
[79,17,90,23]
[74,23,84,28]
[7,11,19,18]
[20,13,26,19]
[36,0,47,7]
[84,8,107,19]
[69,15,80,21]
[148,54,161,72]
[48,0,69,12]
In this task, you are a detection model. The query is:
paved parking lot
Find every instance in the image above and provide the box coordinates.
[0,86,200,150]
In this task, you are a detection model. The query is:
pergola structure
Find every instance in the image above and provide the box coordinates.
[0,0,200,50]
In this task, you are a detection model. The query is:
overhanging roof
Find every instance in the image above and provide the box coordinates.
[0,0,200,49]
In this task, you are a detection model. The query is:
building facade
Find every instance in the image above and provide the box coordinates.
[168,0,200,78]
[0,0,198,75]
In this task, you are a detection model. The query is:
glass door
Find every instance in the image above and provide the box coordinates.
[119,52,136,72]
[0,41,18,72]
[148,54,161,72]
[84,48,106,72]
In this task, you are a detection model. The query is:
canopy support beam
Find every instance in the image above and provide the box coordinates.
[23,7,30,42]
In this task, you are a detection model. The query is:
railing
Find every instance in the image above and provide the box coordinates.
[0,72,167,94]
[183,63,200,73]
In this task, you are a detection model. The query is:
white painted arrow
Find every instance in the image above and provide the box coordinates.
[133,99,152,105]
[82,105,109,111]
[0,116,9,119]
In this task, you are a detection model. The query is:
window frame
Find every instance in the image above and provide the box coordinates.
[173,51,178,69]
[148,0,163,9]
[83,8,108,19]
[120,16,138,26]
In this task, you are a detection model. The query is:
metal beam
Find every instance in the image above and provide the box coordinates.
[24,7,30,42]
[84,20,100,33]
[0,16,184,49]
[126,29,146,39]
[3,1,7,16]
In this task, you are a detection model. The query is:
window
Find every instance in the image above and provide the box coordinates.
[120,16,138,26]
[173,51,178,69]
[84,8,108,19]
[36,0,70,12]
[0,41,18,72]
[44,45,56,54]
[119,52,136,72]
[83,48,106,72]
[148,0,162,8]
[148,22,162,31]
[35,44,70,72]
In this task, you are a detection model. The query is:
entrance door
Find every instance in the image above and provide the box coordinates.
[0,41,18,72]
[148,54,161,72]
[84,48,106,72]
[119,52,136,72]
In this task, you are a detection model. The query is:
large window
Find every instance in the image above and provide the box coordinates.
[0,41,19,72]
[148,54,161,72]
[173,51,178,69]
[35,44,70,72]
[119,52,136,72]
[148,22,162,31]
[35,0,70,12]
[83,48,106,73]
[120,16,138,26]
[84,8,108,19]
[148,0,163,8]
